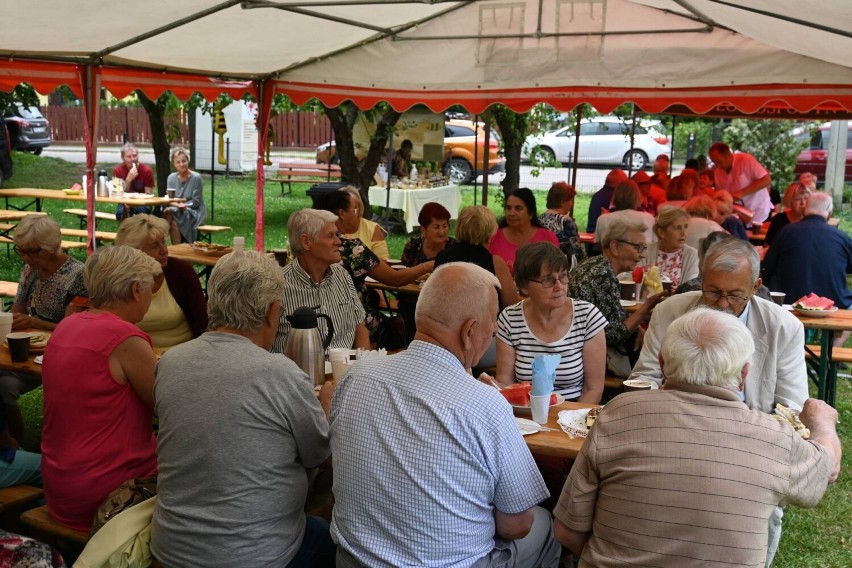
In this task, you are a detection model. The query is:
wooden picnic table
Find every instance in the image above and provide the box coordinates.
[793,308,852,407]
[0,330,44,377]
[0,188,183,217]
[522,401,597,459]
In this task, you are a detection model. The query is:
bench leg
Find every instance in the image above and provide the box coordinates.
[279,181,291,197]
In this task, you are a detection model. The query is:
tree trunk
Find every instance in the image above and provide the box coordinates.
[136,90,172,196]
[323,102,401,210]
[491,105,530,200]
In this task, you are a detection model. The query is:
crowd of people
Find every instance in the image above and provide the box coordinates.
[0,142,846,568]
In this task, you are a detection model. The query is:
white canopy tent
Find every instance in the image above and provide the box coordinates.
[0,0,850,249]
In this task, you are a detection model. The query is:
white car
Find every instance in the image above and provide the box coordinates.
[522,117,671,170]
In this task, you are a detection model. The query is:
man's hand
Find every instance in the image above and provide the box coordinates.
[799,398,842,482]
[319,379,337,418]
[126,162,138,183]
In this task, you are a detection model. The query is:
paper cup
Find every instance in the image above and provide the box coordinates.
[0,313,12,341]
[770,292,785,306]
[329,348,353,380]
[529,394,551,425]
[166,188,176,199]
[661,278,673,293]
[6,332,31,362]
[619,281,635,301]
[331,360,349,381]
[623,379,654,392]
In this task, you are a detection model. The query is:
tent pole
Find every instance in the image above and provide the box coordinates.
[472,114,479,205]
[670,115,677,176]
[570,107,582,218]
[385,131,394,224]
[482,107,491,206]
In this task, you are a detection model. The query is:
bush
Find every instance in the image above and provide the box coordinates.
[673,120,714,162]
[722,119,809,192]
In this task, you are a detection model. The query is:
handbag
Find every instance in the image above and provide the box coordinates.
[89,476,158,539]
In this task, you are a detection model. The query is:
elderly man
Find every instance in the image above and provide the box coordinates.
[764,192,852,328]
[555,308,841,568]
[152,251,336,568]
[112,142,155,219]
[272,208,369,352]
[709,142,772,227]
[330,263,560,568]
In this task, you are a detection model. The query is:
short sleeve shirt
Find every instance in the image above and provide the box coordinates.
[569,255,628,349]
[15,257,87,323]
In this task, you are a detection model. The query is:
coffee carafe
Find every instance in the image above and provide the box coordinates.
[96,169,109,197]
[284,307,334,386]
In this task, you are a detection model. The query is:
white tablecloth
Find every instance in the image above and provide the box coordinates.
[368,184,460,233]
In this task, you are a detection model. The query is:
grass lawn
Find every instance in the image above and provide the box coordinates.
[2,151,851,566]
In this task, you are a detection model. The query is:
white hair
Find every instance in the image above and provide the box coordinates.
[600,216,647,248]
[416,262,500,330]
[13,214,62,255]
[805,192,833,217]
[703,238,760,285]
[207,250,284,332]
[115,214,169,249]
[84,246,162,308]
[661,308,754,390]
[287,209,338,254]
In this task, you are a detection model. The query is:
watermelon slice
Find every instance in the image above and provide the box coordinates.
[793,293,835,311]
[500,383,531,406]
[632,266,644,284]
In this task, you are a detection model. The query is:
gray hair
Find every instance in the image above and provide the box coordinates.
[653,204,690,237]
[514,242,568,288]
[684,195,717,220]
[805,192,833,217]
[13,214,62,255]
[600,216,647,249]
[170,145,190,163]
[287,209,338,254]
[661,308,754,390]
[712,190,734,216]
[703,238,760,284]
[115,214,169,249]
[207,250,285,332]
[84,246,162,308]
[120,143,138,159]
[698,231,734,263]
[416,262,500,330]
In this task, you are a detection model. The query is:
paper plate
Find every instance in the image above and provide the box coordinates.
[515,417,541,436]
[793,307,838,319]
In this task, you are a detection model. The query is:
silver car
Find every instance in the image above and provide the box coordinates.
[3,103,51,155]
[522,116,670,170]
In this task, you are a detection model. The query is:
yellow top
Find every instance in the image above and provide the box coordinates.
[345,217,389,260]
[137,281,193,349]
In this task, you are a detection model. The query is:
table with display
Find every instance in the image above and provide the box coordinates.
[368,184,460,233]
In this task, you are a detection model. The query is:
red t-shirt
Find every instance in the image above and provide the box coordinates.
[113,163,155,193]
[41,312,158,532]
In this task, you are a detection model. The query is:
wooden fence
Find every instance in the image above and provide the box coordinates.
[42,106,332,148]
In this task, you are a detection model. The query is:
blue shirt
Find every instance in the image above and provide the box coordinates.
[329,341,549,568]
[764,215,852,308]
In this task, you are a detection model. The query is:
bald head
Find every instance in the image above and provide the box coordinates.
[416,263,499,333]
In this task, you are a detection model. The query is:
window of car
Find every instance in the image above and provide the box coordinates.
[579,123,601,136]
[12,106,44,120]
[446,125,476,138]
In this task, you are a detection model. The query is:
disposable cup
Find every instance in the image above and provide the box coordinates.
[623,379,654,392]
[661,278,673,293]
[6,332,31,363]
[0,313,12,341]
[331,360,349,381]
[529,394,551,425]
[770,292,785,306]
[619,281,635,301]
[166,188,176,199]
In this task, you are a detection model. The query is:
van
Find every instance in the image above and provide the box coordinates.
[794,121,852,185]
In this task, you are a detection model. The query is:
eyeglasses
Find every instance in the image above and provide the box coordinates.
[529,273,570,288]
[616,240,648,254]
[701,288,750,307]
[13,246,42,257]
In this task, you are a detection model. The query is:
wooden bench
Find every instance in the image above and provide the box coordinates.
[805,345,852,363]
[197,224,232,243]
[0,236,87,251]
[269,162,341,196]
[0,223,117,244]
[0,485,43,532]
[63,208,117,229]
[20,504,89,548]
[0,281,17,310]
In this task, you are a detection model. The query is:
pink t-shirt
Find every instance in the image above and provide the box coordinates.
[713,153,771,223]
[488,227,559,273]
[41,311,158,532]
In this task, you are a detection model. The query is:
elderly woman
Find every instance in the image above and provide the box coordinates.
[401,202,455,267]
[683,195,726,250]
[164,146,207,244]
[41,246,160,532]
[489,187,558,274]
[538,182,584,264]
[272,209,369,352]
[0,214,87,442]
[322,192,431,347]
[435,205,518,309]
[496,242,606,402]
[340,186,389,260]
[764,182,812,247]
[115,214,208,349]
[570,217,665,377]
[594,180,655,246]
[644,205,700,289]
[712,190,749,240]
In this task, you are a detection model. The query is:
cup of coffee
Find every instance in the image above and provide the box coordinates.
[619,281,635,301]
[770,292,785,306]
[0,313,12,342]
[661,277,673,294]
[272,248,290,267]
[6,332,31,363]
[622,379,654,392]
[166,188,176,199]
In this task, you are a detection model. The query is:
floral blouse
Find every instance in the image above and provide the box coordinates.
[569,255,629,350]
[339,235,386,338]
[538,212,584,265]
[401,235,456,267]
[656,248,685,288]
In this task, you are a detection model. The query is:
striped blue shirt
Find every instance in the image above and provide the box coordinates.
[330,341,549,568]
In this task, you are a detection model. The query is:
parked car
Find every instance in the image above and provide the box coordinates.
[315,119,505,184]
[0,122,12,187]
[521,116,671,170]
[3,103,51,154]
[793,121,852,185]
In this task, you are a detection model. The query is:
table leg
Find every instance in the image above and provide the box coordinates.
[817,330,836,404]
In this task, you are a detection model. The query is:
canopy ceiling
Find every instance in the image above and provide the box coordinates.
[0,0,850,117]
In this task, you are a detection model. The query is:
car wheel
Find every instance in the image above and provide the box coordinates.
[443,158,473,184]
[623,149,649,170]
[530,146,557,167]
[33,148,43,156]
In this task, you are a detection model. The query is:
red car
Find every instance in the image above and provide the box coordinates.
[794,122,852,185]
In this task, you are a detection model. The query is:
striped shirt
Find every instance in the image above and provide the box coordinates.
[555,383,833,568]
[271,257,365,353]
[497,299,607,400]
